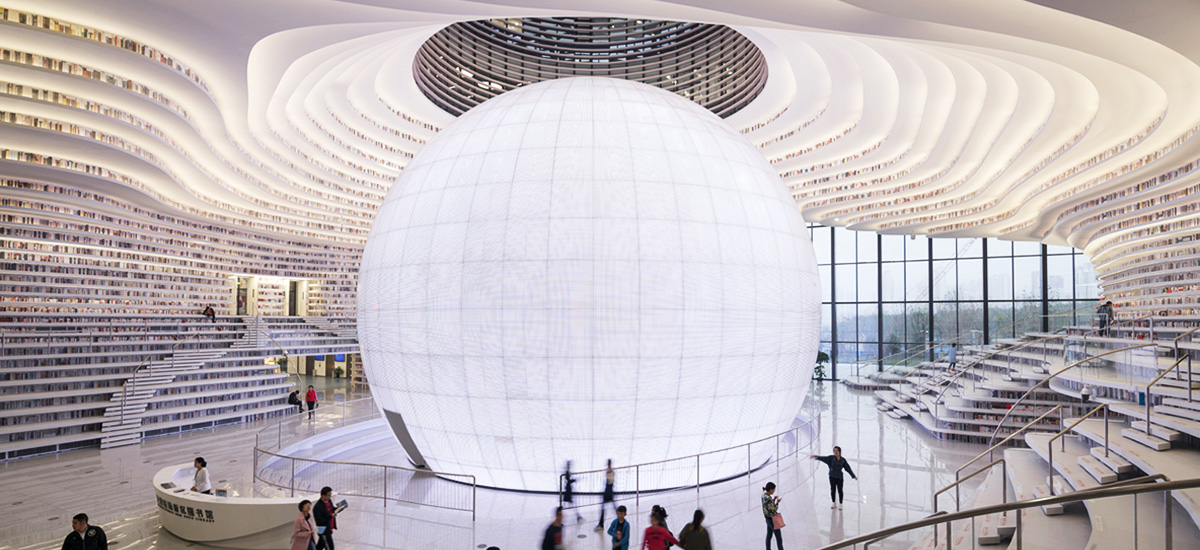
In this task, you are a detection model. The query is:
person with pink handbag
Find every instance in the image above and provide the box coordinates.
[762,482,784,550]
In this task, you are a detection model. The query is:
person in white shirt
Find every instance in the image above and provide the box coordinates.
[190,456,212,494]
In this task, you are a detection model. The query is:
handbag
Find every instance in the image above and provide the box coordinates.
[772,513,786,529]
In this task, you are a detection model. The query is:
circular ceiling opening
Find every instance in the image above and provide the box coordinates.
[414,17,768,118]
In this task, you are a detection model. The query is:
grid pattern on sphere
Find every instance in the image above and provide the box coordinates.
[358,77,820,491]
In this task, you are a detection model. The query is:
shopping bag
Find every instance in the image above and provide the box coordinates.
[772,513,786,529]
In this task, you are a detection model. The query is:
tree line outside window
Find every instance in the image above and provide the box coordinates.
[809,225,1101,380]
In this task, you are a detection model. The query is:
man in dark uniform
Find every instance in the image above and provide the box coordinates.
[62,513,107,550]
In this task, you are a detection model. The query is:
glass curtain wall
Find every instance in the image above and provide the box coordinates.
[810,225,1101,379]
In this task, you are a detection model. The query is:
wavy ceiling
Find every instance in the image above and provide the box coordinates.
[1,0,1198,314]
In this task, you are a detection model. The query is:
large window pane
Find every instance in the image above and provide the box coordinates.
[834,227,856,264]
[1013,241,1042,256]
[881,262,904,301]
[906,262,929,301]
[857,303,879,341]
[837,306,857,343]
[933,260,957,300]
[933,238,957,259]
[857,231,878,263]
[907,236,929,261]
[882,303,905,354]
[1075,255,1100,300]
[1046,255,1072,300]
[958,302,984,344]
[959,238,984,259]
[1014,257,1041,299]
[989,239,1012,257]
[881,234,904,261]
[987,257,1013,301]
[858,263,878,302]
[812,226,832,265]
[906,303,929,345]
[989,304,1014,341]
[835,264,857,302]
[821,304,832,340]
[819,265,832,302]
[1015,301,1041,333]
[933,302,957,341]
[958,258,983,300]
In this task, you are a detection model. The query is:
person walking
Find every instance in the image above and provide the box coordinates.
[651,505,671,547]
[291,500,318,550]
[762,482,783,550]
[542,507,564,550]
[561,461,583,523]
[677,509,711,550]
[640,513,681,550]
[61,513,107,550]
[811,446,857,509]
[305,385,318,420]
[313,487,338,550]
[946,343,958,369]
[596,459,617,531]
[607,505,631,550]
[1097,301,1114,336]
[190,457,212,494]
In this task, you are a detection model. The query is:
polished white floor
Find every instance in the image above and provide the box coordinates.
[0,382,993,550]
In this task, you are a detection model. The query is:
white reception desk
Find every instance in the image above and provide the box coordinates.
[154,463,317,549]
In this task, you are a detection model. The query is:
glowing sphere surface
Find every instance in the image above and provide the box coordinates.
[358,77,820,491]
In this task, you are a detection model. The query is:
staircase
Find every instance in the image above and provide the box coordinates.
[99,348,229,448]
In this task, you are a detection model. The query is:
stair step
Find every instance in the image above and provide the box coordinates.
[1090,447,1134,473]
[1077,455,1118,484]
[1031,484,1064,515]
[1155,378,1200,389]
[1154,405,1200,422]
[1161,398,1200,412]
[887,410,910,420]
[976,512,1015,545]
[1130,421,1182,441]
[1121,428,1171,451]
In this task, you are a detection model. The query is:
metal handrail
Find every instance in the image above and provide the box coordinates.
[1146,355,1193,431]
[868,329,984,378]
[955,405,1062,480]
[817,476,1200,549]
[936,457,1005,513]
[251,396,479,519]
[984,342,1161,450]
[1077,312,1155,339]
[560,398,821,507]
[1047,404,1109,495]
[931,332,1067,416]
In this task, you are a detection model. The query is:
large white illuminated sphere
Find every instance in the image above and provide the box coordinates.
[358,77,820,491]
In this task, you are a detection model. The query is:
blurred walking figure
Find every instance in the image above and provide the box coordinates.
[640,513,681,550]
[677,509,711,550]
[562,461,583,522]
[541,507,564,550]
[1097,301,1115,336]
[762,482,782,550]
[595,458,618,531]
[651,505,670,545]
[946,343,958,369]
[811,446,857,509]
[607,505,630,550]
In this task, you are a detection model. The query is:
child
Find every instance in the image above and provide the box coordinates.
[607,505,630,550]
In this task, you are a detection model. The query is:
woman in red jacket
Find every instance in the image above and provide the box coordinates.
[305,385,317,420]
[641,514,683,550]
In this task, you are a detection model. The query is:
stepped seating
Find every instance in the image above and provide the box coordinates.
[0,315,360,459]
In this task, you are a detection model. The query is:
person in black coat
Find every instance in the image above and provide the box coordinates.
[62,513,107,550]
[811,446,857,510]
[313,487,338,550]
